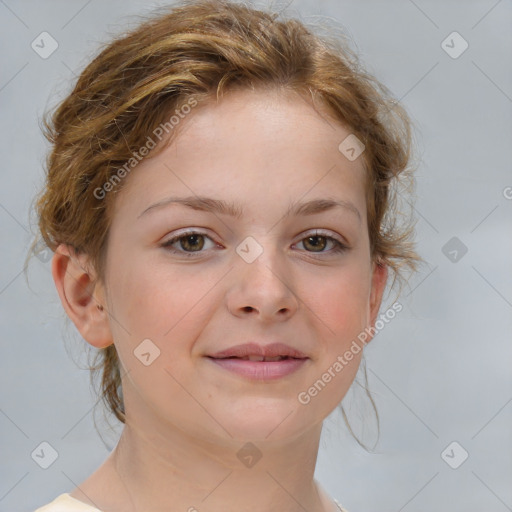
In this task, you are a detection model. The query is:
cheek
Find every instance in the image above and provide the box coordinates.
[304,266,371,339]
[104,262,207,402]
[105,257,221,359]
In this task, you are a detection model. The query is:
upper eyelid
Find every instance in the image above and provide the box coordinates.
[298,229,347,247]
[162,229,217,246]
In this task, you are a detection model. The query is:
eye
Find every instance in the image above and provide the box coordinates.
[161,230,217,256]
[295,231,348,255]
[161,229,348,258]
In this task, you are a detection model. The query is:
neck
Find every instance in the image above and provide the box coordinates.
[106,419,331,512]
[71,380,340,512]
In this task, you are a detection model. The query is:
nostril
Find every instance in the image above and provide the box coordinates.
[242,306,254,312]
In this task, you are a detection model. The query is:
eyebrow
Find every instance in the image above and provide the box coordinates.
[138,195,361,223]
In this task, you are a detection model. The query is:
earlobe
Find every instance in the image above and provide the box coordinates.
[51,244,113,348]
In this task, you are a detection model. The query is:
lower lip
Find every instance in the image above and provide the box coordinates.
[207,357,308,380]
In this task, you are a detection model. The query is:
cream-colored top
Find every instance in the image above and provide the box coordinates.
[34,491,349,511]
[34,493,101,511]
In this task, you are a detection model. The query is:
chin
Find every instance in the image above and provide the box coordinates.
[214,401,314,443]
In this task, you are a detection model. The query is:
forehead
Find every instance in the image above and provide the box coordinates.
[111,87,368,221]
[171,88,358,161]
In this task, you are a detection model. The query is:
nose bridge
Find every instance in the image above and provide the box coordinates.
[236,235,288,292]
[227,234,298,319]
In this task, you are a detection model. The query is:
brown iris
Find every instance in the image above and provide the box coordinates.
[303,235,327,252]
[179,234,205,252]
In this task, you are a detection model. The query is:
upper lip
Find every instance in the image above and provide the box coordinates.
[207,342,308,359]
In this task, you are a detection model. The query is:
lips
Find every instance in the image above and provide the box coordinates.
[207,342,308,361]
[206,342,309,380]
[209,358,307,380]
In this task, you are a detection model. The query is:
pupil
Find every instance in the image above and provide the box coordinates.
[182,234,204,251]
[306,236,326,252]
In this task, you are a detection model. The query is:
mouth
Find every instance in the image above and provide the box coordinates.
[207,342,308,360]
[205,342,309,380]
[208,355,304,362]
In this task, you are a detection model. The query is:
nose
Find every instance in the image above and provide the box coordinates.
[226,244,299,323]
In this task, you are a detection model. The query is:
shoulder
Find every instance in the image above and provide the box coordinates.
[34,493,102,512]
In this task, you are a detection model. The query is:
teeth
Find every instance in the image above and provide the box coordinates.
[239,355,287,362]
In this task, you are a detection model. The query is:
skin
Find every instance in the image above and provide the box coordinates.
[52,87,388,512]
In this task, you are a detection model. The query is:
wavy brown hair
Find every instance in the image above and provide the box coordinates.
[31,0,420,450]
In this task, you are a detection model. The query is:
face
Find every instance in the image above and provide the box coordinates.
[98,88,387,444]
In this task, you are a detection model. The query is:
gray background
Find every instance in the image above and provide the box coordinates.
[1,0,511,511]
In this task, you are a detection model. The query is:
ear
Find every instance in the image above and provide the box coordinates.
[368,260,389,332]
[51,244,113,348]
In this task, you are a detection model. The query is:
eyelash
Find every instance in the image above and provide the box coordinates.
[160,229,348,258]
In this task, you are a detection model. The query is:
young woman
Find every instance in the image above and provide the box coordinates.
[32,1,419,510]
